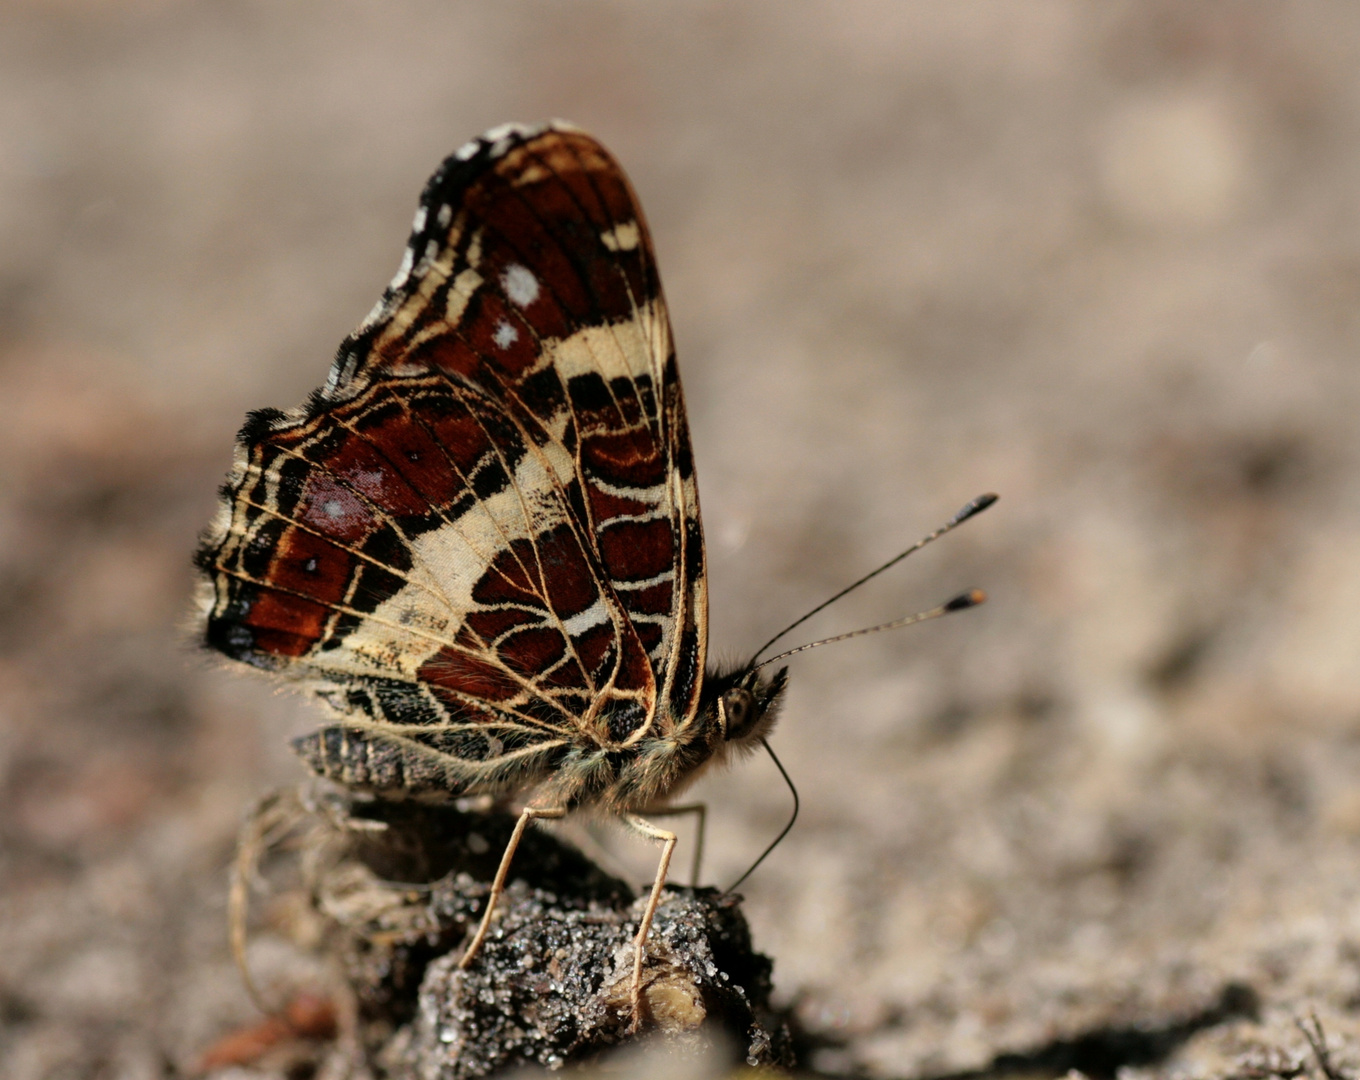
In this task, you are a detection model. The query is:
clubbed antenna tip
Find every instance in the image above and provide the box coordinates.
[952,493,999,526]
[750,491,1001,663]
[945,588,987,612]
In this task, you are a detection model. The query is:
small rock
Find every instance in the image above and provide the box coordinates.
[253,790,792,1077]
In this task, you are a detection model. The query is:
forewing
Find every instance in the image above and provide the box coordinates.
[196,123,708,799]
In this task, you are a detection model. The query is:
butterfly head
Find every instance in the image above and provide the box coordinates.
[706,664,789,749]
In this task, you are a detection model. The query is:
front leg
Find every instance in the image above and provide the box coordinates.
[620,812,677,1033]
[459,804,566,970]
[638,802,707,886]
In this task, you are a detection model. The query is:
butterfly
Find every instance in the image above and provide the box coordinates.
[196,120,990,1030]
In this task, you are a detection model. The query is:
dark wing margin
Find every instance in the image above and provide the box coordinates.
[195,121,708,800]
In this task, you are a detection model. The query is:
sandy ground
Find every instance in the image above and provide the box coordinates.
[4,3,1360,1078]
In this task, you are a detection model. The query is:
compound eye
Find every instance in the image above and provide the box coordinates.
[721,688,755,738]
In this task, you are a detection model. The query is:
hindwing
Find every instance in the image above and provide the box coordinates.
[196,122,708,800]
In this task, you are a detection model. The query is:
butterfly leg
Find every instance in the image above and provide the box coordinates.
[459,804,566,970]
[638,802,707,886]
[620,812,677,1032]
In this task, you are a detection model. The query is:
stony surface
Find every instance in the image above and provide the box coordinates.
[230,792,789,1078]
[5,5,1360,1080]
[390,887,784,1077]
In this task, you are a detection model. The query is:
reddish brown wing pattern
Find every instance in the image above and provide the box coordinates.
[196,122,708,803]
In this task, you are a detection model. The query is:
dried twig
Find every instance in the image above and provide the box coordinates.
[1297,1011,1348,1080]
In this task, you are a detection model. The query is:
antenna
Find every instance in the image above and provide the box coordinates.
[750,493,997,664]
[755,588,985,669]
[724,738,799,895]
[726,589,986,892]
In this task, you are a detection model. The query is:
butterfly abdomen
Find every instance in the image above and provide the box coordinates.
[292,726,464,800]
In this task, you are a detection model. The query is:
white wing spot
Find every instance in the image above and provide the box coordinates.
[501,263,540,308]
[485,122,538,158]
[601,221,640,252]
[357,295,389,331]
[614,568,674,591]
[412,206,427,233]
[455,121,549,164]
[437,203,452,228]
[390,246,415,290]
[322,499,344,519]
[493,320,519,349]
[562,598,610,637]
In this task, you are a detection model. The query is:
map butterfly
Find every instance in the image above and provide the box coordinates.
[196,121,990,1028]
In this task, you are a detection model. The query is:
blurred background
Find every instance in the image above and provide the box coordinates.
[4,3,1360,1077]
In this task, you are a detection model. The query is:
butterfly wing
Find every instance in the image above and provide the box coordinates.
[196,122,708,799]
